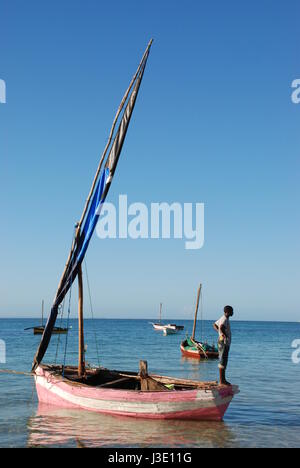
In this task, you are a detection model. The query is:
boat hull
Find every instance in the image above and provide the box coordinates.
[33,327,68,335]
[152,323,183,333]
[163,327,178,335]
[34,366,238,421]
[180,342,219,360]
[152,323,166,330]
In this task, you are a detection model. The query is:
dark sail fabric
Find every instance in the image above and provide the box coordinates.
[32,44,151,371]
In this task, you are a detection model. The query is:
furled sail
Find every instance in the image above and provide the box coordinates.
[32,40,153,371]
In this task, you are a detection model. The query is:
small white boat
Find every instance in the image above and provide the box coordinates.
[151,303,165,330]
[163,325,178,335]
[151,303,184,332]
[152,323,166,331]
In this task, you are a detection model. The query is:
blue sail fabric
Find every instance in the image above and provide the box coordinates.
[52,166,109,309]
[77,167,109,264]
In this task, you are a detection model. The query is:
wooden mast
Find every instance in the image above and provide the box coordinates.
[78,265,85,378]
[191,284,202,341]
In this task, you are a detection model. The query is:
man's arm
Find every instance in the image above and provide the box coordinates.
[219,324,227,340]
[213,321,227,340]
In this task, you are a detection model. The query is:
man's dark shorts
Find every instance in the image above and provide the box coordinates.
[218,340,230,370]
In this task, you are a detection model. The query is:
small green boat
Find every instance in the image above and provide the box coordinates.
[181,284,218,360]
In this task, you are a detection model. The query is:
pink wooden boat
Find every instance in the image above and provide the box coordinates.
[35,365,239,421]
[31,41,239,422]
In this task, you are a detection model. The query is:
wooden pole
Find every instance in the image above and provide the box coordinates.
[191,284,202,341]
[139,360,148,379]
[139,360,169,392]
[78,265,85,378]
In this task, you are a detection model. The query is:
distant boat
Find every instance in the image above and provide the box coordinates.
[151,303,165,330]
[151,303,184,333]
[31,41,238,421]
[33,326,68,336]
[172,324,184,331]
[24,300,68,335]
[181,284,218,359]
[163,325,178,335]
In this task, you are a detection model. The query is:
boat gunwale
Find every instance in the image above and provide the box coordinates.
[180,340,219,358]
[37,364,225,393]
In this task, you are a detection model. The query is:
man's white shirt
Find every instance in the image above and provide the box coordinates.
[215,315,231,346]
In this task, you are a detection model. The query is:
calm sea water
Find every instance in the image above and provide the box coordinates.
[0,318,299,448]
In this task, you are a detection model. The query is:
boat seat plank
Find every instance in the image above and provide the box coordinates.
[98,377,132,388]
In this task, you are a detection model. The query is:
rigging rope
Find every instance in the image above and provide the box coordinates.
[0,369,34,376]
[54,299,66,365]
[84,259,101,367]
[200,288,203,342]
[55,226,77,365]
[62,227,77,376]
[62,282,73,377]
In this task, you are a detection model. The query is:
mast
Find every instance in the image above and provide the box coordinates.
[77,264,85,377]
[159,303,162,323]
[191,284,202,341]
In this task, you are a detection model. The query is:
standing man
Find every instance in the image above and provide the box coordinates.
[213,305,234,386]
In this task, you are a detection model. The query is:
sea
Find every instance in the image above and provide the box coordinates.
[0,318,299,448]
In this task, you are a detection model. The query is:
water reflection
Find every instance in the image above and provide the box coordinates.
[180,356,219,382]
[27,404,237,448]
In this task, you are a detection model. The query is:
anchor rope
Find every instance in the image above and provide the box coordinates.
[0,369,34,376]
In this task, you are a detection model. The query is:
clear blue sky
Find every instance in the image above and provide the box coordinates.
[0,0,299,321]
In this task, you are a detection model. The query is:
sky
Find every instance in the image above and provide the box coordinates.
[0,0,299,321]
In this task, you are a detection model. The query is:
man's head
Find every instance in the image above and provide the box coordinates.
[224,305,234,318]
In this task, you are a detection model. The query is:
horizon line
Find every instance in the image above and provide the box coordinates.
[0,317,299,324]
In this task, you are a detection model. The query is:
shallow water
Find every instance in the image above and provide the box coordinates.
[0,319,300,447]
